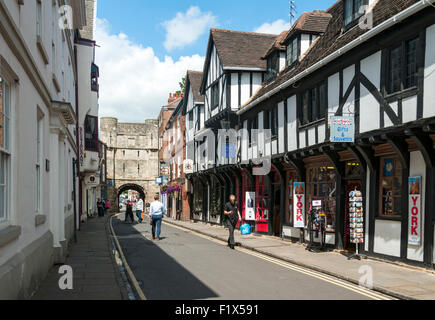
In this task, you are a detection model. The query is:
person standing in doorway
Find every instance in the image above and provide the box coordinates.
[136,195,144,223]
[224,195,242,250]
[149,194,166,240]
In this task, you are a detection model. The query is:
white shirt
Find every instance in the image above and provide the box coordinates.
[149,201,165,217]
[136,199,144,211]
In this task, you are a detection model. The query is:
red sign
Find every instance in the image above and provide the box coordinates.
[293,182,305,228]
[408,176,422,246]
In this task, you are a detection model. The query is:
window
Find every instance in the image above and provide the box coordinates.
[298,81,327,125]
[84,115,98,152]
[188,110,194,129]
[266,52,279,80]
[264,107,278,138]
[0,76,11,223]
[306,166,337,231]
[211,82,219,110]
[36,111,43,213]
[91,64,99,92]
[36,0,42,38]
[286,37,299,67]
[255,175,270,222]
[379,157,402,218]
[344,0,368,26]
[386,37,419,94]
[249,116,258,147]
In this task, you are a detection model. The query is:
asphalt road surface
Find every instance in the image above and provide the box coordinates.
[111,214,387,300]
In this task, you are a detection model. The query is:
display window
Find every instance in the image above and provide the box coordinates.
[193,180,203,217]
[379,156,402,218]
[306,166,337,232]
[255,175,270,222]
[240,170,251,220]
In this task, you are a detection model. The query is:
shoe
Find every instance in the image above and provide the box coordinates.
[156,238,160,241]
[151,236,155,240]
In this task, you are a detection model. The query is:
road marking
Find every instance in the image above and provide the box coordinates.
[110,214,147,300]
[164,222,393,301]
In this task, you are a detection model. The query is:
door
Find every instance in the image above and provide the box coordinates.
[345,180,362,251]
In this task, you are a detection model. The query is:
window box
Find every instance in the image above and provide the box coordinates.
[0,226,21,248]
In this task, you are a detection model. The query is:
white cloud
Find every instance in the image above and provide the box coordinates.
[254,19,290,34]
[162,6,217,51]
[95,18,205,123]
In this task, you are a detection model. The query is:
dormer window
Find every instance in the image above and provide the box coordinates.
[344,0,369,26]
[266,52,279,80]
[286,36,299,67]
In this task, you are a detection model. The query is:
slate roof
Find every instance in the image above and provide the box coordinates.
[187,70,205,103]
[241,0,421,112]
[210,28,278,70]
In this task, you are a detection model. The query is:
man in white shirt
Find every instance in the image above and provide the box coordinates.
[149,194,166,240]
[136,195,144,223]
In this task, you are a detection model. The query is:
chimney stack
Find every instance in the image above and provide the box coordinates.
[168,92,184,104]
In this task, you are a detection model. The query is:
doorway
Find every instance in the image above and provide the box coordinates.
[273,187,281,236]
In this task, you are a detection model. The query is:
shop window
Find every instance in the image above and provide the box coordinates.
[84,115,99,152]
[193,181,203,215]
[379,157,402,217]
[306,166,337,231]
[386,37,419,95]
[255,175,270,222]
[210,176,222,218]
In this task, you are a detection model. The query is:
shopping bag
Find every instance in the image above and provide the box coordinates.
[141,211,145,220]
[240,223,251,235]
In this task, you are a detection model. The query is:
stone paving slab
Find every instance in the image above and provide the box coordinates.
[32,216,127,300]
[164,219,435,300]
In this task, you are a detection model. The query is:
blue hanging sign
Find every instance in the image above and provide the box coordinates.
[330,116,355,143]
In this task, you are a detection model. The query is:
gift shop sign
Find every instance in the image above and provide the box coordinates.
[293,182,305,228]
[330,116,355,143]
[408,176,422,246]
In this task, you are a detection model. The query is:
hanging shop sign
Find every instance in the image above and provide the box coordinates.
[183,159,194,174]
[222,143,237,159]
[293,182,305,228]
[408,176,422,246]
[330,116,355,143]
[245,192,256,221]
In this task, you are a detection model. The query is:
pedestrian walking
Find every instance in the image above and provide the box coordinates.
[105,200,111,214]
[224,195,242,250]
[125,200,134,223]
[136,195,144,223]
[97,198,105,217]
[149,194,166,240]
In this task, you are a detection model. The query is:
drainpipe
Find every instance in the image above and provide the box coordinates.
[74,41,82,229]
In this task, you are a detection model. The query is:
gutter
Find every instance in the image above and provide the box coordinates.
[237,0,435,116]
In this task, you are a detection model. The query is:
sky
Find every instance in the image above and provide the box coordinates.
[95,0,334,122]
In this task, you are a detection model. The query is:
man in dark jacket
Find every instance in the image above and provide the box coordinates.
[224,195,242,250]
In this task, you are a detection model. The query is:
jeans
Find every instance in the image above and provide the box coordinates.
[136,210,143,223]
[227,219,236,246]
[151,216,162,239]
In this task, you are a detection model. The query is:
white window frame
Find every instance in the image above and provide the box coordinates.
[36,109,44,214]
[36,0,42,38]
[0,75,12,226]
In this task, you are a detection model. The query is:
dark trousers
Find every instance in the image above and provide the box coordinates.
[125,210,134,223]
[227,219,236,246]
[98,207,104,217]
[151,216,162,239]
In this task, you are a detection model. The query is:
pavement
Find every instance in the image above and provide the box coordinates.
[110,214,391,300]
[163,219,435,300]
[32,215,128,300]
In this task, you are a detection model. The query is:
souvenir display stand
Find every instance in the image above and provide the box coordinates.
[348,189,367,260]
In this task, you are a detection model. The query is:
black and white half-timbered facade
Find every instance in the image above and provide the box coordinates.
[186,0,435,268]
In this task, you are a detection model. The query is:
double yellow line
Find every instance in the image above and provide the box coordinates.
[110,214,147,300]
[165,222,393,301]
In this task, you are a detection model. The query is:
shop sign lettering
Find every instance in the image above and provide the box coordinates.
[330,116,355,143]
[293,182,305,228]
[408,176,422,246]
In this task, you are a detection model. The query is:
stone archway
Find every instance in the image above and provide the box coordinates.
[116,183,146,209]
